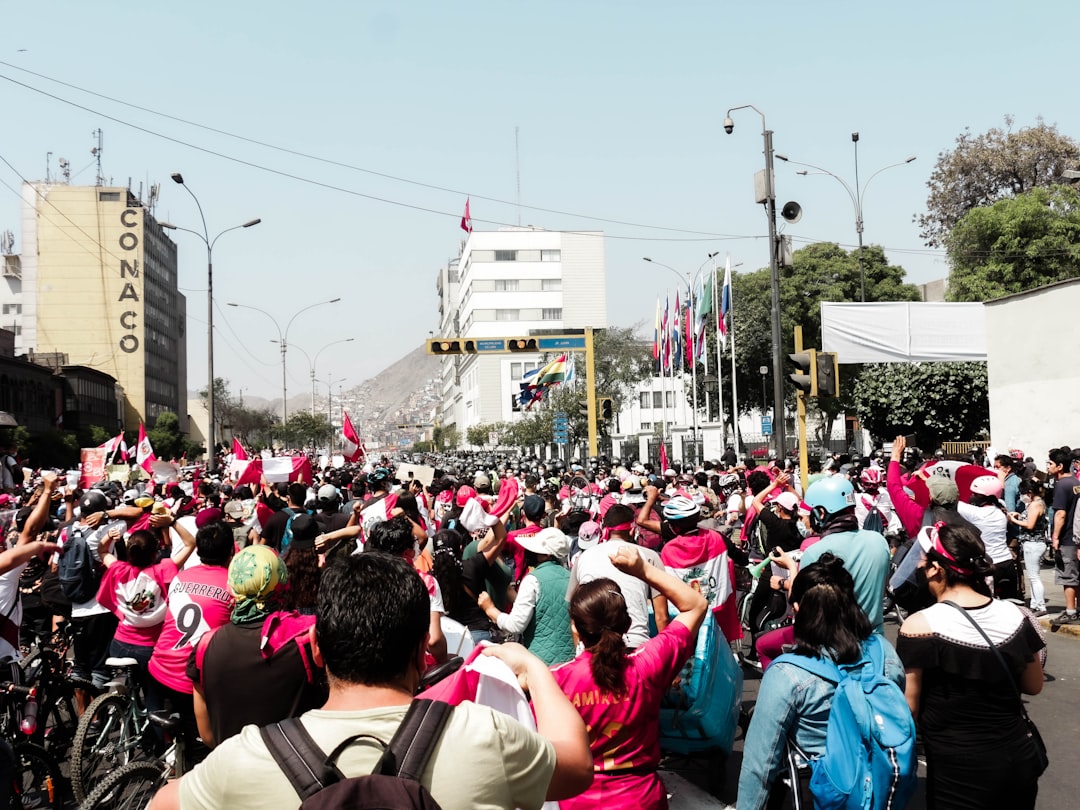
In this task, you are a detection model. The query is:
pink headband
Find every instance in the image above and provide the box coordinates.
[602,521,635,540]
[928,521,974,576]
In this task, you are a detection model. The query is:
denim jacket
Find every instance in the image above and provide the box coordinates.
[737,638,906,810]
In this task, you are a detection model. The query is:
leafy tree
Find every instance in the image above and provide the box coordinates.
[281,412,333,449]
[917,117,1080,247]
[945,184,1080,301]
[11,426,80,469]
[433,424,460,452]
[851,362,989,451]
[147,411,201,461]
[591,326,655,413]
[466,423,495,448]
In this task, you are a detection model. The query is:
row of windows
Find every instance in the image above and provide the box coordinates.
[496,308,562,321]
[640,391,677,409]
[1,304,21,315]
[492,279,562,291]
[510,362,539,381]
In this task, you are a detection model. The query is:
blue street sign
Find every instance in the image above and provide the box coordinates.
[538,337,586,350]
[476,339,506,352]
[761,415,773,436]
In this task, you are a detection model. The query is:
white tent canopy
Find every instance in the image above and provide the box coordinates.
[820,302,987,363]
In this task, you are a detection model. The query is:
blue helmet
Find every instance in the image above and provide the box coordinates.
[804,476,856,516]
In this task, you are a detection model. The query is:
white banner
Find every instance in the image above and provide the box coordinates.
[821,302,987,363]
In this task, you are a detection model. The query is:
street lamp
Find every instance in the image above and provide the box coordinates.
[226,298,342,426]
[776,139,916,302]
[160,175,260,473]
[284,338,356,415]
[759,365,768,412]
[725,104,786,457]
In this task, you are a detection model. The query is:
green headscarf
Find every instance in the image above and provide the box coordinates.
[228,545,289,625]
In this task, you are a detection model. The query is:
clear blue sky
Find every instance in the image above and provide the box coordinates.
[2,1,1076,402]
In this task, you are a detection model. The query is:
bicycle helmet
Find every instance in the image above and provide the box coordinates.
[804,476,856,516]
[662,495,700,521]
[969,475,1004,499]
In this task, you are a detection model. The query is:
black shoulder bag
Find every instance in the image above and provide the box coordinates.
[942,600,1048,775]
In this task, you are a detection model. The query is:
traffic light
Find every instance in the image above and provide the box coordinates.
[428,339,462,355]
[462,339,478,353]
[599,397,614,420]
[816,352,839,398]
[579,399,589,417]
[507,338,538,352]
[788,350,818,397]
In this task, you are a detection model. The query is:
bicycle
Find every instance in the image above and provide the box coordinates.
[70,658,154,804]
[0,681,64,810]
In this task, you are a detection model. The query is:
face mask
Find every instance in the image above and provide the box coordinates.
[797,520,811,538]
[1021,494,1032,504]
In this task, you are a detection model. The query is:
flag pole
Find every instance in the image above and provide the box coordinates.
[727,258,741,458]
[688,276,699,466]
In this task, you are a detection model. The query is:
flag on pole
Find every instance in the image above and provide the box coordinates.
[460,197,473,233]
[673,292,683,370]
[341,410,365,463]
[719,256,733,350]
[694,270,712,360]
[232,437,248,461]
[662,297,671,372]
[136,423,156,474]
[98,433,117,457]
[653,297,661,371]
[116,432,129,464]
[685,300,694,366]
[659,441,670,474]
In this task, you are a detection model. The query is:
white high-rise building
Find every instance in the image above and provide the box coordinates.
[436,228,606,438]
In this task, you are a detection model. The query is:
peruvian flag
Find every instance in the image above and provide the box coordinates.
[135,423,156,474]
[116,433,129,463]
[341,410,365,463]
[98,433,117,457]
[232,437,248,461]
[718,256,732,350]
[460,197,473,233]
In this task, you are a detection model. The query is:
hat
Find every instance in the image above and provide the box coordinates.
[663,468,677,477]
[317,484,339,503]
[223,500,245,520]
[522,494,546,520]
[121,489,139,505]
[773,491,801,513]
[926,475,959,506]
[474,473,491,488]
[518,526,570,558]
[455,485,478,507]
[576,521,602,550]
[195,507,225,529]
[631,462,645,474]
[228,545,288,604]
[287,513,319,550]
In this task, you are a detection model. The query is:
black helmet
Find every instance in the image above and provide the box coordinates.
[79,490,108,516]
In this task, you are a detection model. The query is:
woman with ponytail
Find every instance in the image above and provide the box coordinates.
[897,522,1045,810]
[738,553,907,810]
[551,544,707,809]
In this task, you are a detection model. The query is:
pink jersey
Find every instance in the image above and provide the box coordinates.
[96,559,179,647]
[147,565,234,693]
[552,622,694,809]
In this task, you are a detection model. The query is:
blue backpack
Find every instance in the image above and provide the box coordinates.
[774,634,917,810]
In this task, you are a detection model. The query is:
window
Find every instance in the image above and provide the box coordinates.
[640,422,652,431]
[541,249,561,261]
[1,304,20,315]
[541,278,561,291]
[511,362,523,381]
[640,392,651,409]
[542,308,562,320]
[494,279,519,291]
[495,250,517,262]
[496,309,518,321]
[98,191,121,202]
[653,391,663,409]
[666,391,675,408]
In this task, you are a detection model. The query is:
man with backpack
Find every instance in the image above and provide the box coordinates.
[0,444,22,494]
[260,483,309,551]
[151,551,593,810]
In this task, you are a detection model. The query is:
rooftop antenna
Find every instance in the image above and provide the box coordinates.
[91,128,104,186]
[45,152,51,184]
[515,126,521,227]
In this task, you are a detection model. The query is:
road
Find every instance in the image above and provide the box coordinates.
[684,565,1076,809]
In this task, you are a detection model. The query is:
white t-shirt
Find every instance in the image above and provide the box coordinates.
[958,502,1011,563]
[169,515,202,569]
[566,540,665,649]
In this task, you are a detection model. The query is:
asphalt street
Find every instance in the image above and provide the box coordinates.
[691,564,1077,809]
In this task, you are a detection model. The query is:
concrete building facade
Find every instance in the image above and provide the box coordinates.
[1,182,186,429]
[436,228,607,435]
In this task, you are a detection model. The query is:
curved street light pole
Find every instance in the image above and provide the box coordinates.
[776,146,916,302]
[226,299,341,426]
[285,338,356,415]
[161,174,260,473]
[725,104,785,458]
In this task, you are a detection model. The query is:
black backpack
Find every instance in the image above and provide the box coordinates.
[57,526,100,603]
[261,699,451,810]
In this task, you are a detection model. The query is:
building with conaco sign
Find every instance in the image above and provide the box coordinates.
[1,182,187,429]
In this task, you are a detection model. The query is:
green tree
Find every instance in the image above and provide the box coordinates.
[12,426,80,469]
[147,411,201,461]
[433,424,460,452]
[466,423,495,448]
[945,184,1080,302]
[281,412,333,448]
[851,362,989,451]
[917,116,1080,247]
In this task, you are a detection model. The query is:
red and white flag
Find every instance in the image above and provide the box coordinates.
[341,410,365,463]
[232,437,248,461]
[460,197,473,234]
[136,423,157,474]
[116,433,129,463]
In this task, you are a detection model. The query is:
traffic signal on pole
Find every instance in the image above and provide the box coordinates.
[816,352,839,398]
[788,350,818,397]
[507,338,539,352]
[428,339,462,355]
[579,399,589,417]
[462,339,478,353]
[599,397,614,420]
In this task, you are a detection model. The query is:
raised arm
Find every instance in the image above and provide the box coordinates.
[611,544,707,635]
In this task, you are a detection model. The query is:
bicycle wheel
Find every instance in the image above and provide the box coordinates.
[10,742,62,810]
[71,693,145,803]
[78,761,164,810]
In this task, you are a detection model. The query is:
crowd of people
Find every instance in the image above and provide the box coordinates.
[0,436,1063,809]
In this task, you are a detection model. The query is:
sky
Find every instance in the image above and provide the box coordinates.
[2,1,1077,403]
